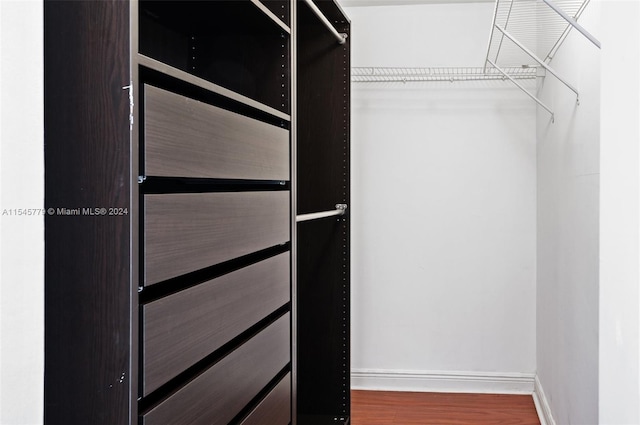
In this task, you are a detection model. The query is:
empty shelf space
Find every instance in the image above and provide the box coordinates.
[139,0,291,114]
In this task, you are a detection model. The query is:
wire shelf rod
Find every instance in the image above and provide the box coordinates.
[495,24,579,97]
[544,0,591,61]
[487,59,554,119]
[493,0,519,66]
[541,0,600,48]
[483,0,500,73]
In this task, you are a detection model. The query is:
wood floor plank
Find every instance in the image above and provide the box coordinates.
[351,390,541,425]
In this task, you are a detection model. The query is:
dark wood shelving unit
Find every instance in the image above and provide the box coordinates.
[44,1,350,423]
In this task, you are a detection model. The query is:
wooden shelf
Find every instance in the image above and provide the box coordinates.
[137,54,290,122]
[252,0,291,33]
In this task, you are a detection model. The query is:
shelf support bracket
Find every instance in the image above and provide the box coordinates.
[487,59,554,121]
[494,24,579,98]
[541,0,601,49]
[483,0,500,74]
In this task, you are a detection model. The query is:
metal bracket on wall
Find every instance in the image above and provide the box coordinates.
[487,59,555,122]
[494,24,579,98]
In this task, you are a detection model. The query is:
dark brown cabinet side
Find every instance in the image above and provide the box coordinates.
[44,1,132,424]
[296,1,351,424]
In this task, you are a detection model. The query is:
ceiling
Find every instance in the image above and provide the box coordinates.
[339,0,494,7]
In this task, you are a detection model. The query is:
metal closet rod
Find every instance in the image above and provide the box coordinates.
[296,204,348,223]
[302,0,347,45]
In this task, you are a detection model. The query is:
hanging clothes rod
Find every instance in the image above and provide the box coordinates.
[296,204,348,223]
[302,0,347,45]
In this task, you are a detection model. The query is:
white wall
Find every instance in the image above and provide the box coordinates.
[346,2,491,67]
[599,1,640,423]
[0,1,45,424]
[535,2,601,424]
[347,3,537,392]
[536,2,640,424]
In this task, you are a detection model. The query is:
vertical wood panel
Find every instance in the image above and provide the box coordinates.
[297,0,350,215]
[297,218,350,419]
[296,0,351,420]
[44,1,132,424]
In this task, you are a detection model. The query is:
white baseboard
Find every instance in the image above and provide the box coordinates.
[532,375,556,425]
[351,368,535,395]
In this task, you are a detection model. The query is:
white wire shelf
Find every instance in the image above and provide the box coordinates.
[351,66,538,83]
[350,0,599,122]
[485,0,594,69]
[482,0,600,119]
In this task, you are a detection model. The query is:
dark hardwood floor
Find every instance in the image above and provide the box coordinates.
[351,390,541,425]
